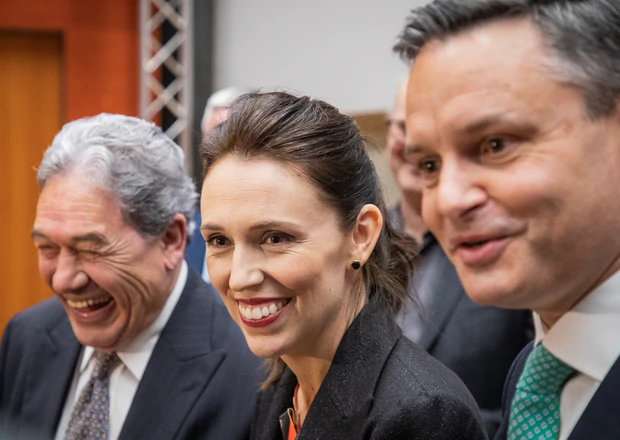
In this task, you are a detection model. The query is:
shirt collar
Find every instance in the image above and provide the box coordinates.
[533,268,620,381]
[79,261,189,380]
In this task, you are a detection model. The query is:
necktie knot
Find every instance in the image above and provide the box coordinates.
[508,344,577,440]
[92,351,119,380]
[516,344,576,396]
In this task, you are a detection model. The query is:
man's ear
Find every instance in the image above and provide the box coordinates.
[350,204,383,267]
[161,213,187,270]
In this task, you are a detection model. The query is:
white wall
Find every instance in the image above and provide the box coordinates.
[213,0,428,114]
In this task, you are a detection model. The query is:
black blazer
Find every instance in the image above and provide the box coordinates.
[251,298,488,440]
[414,267,533,435]
[0,268,262,440]
[495,342,620,440]
[392,209,533,437]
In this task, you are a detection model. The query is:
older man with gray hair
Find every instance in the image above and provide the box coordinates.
[0,114,261,440]
[395,1,620,439]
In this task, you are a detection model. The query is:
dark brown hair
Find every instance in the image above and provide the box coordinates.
[394,0,620,119]
[201,91,417,385]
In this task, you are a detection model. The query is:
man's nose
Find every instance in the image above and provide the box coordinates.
[435,160,487,223]
[51,250,89,293]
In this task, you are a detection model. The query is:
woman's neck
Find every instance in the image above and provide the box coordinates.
[287,356,332,427]
[282,291,367,427]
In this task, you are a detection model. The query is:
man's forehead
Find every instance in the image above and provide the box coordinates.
[37,172,118,208]
[408,17,543,87]
[34,173,126,236]
[405,18,551,125]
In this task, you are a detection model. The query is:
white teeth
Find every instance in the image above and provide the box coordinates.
[238,300,286,320]
[66,297,111,309]
[244,308,253,320]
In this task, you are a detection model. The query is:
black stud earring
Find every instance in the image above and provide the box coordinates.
[351,260,361,270]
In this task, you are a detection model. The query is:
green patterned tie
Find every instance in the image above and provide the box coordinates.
[508,344,576,440]
[65,351,119,440]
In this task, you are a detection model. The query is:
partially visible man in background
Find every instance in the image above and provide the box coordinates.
[185,86,254,279]
[395,1,620,439]
[387,78,532,437]
[0,113,260,440]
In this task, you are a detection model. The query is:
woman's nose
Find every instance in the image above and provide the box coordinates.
[228,247,265,292]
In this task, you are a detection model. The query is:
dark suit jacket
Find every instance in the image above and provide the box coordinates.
[0,269,262,440]
[394,219,533,436]
[495,342,620,440]
[251,298,488,440]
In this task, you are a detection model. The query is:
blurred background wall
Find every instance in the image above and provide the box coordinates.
[0,0,427,334]
[212,0,414,114]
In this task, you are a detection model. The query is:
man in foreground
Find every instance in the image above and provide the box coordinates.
[387,79,532,437]
[0,113,261,439]
[395,1,620,439]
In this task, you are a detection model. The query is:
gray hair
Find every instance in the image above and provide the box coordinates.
[201,86,254,130]
[394,0,620,119]
[37,113,198,237]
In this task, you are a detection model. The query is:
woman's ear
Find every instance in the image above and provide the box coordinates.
[350,204,383,267]
[161,213,188,270]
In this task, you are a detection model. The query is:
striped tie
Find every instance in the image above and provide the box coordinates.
[65,351,119,440]
[508,344,576,440]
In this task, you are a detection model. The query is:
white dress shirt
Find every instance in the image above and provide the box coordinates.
[54,261,188,440]
[533,268,620,440]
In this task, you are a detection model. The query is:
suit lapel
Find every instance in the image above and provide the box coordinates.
[22,308,82,438]
[118,270,225,440]
[253,369,297,440]
[417,255,463,352]
[567,354,620,440]
[298,299,400,440]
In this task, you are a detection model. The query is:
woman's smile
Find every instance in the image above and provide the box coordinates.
[237,298,290,328]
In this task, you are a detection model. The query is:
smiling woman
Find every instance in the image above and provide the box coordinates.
[200,92,487,440]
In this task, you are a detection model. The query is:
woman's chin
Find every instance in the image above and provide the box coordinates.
[246,340,288,360]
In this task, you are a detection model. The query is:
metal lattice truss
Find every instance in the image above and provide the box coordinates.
[139,0,194,172]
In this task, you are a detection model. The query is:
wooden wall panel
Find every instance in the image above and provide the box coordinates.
[0,0,139,119]
[0,0,139,334]
[0,32,62,333]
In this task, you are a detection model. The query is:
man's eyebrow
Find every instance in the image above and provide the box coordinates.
[458,115,537,136]
[31,230,47,239]
[71,233,109,246]
[405,144,426,155]
[405,116,539,156]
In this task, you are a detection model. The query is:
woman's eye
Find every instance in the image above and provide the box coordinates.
[207,235,230,247]
[263,232,293,245]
